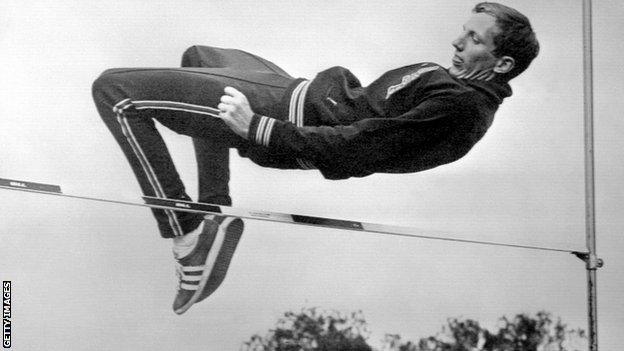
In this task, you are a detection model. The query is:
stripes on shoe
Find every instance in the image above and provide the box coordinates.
[176,217,232,299]
[177,265,205,290]
[173,216,243,314]
[194,216,231,288]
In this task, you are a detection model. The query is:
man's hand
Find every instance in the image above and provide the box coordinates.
[218,86,255,139]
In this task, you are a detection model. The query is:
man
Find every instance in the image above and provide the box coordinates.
[92,2,539,314]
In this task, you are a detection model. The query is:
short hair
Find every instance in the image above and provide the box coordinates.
[474,2,540,80]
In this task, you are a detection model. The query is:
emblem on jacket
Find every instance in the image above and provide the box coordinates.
[386,65,439,99]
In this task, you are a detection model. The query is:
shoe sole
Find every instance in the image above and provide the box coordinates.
[174,217,244,314]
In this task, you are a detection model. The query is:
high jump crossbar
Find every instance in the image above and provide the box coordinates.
[0,177,580,255]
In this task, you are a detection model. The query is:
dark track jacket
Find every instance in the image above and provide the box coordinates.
[240,63,512,180]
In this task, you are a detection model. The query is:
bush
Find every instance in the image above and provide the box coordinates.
[241,307,373,351]
[241,309,586,351]
[382,311,587,351]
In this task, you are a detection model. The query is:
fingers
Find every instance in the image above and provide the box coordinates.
[223,86,243,98]
[218,86,250,115]
[215,87,253,138]
[217,102,230,114]
[219,85,253,117]
[219,87,245,106]
[218,88,237,116]
[219,95,235,105]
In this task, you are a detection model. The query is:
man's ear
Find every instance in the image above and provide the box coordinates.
[493,56,515,74]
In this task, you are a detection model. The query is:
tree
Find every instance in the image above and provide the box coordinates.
[483,311,586,351]
[382,311,587,351]
[241,307,373,351]
[241,309,586,351]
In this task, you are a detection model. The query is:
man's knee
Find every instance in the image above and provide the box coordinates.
[92,71,113,105]
[91,69,130,110]
[181,45,204,67]
[92,69,122,92]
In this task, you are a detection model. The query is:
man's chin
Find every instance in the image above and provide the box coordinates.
[448,67,462,77]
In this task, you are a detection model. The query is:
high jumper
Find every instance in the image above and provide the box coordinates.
[91,2,539,314]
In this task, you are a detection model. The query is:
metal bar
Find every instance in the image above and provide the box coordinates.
[0,177,62,193]
[0,183,581,254]
[582,0,599,349]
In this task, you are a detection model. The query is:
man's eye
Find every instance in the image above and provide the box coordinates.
[471,35,481,44]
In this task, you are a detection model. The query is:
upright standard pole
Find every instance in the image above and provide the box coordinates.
[582,0,599,350]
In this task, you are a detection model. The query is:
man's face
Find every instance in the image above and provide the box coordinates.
[449,13,501,78]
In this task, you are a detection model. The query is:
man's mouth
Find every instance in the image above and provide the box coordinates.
[452,55,463,65]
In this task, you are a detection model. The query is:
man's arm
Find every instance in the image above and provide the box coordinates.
[219,86,478,178]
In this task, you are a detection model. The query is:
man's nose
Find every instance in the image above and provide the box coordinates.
[452,36,464,51]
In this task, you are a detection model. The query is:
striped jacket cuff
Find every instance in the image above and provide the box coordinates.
[249,114,277,147]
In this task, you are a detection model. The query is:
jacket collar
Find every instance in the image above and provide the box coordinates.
[464,78,512,105]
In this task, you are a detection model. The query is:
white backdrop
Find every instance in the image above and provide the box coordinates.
[1,1,623,350]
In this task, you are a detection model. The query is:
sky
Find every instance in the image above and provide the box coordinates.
[0,0,623,350]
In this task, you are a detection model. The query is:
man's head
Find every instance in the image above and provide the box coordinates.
[449,2,539,81]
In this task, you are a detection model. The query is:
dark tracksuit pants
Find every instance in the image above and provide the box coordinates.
[92,46,295,238]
